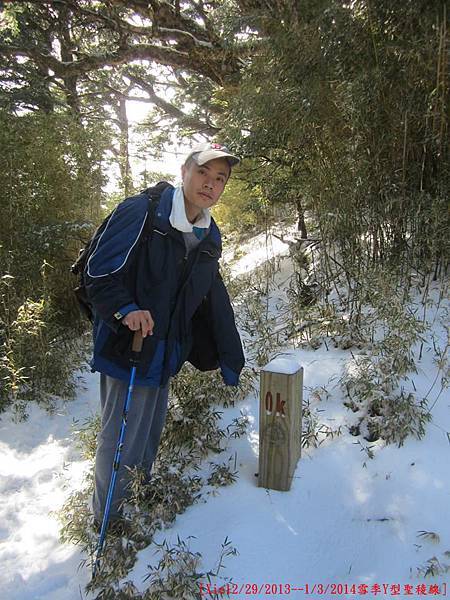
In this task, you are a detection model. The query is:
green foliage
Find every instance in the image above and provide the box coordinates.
[230,233,439,450]
[72,414,102,461]
[90,536,238,600]
[417,529,440,543]
[223,0,449,278]
[212,174,271,236]
[335,267,432,446]
[140,536,238,600]
[0,110,107,416]
[207,457,238,488]
[416,555,450,578]
[0,278,86,417]
[278,258,434,447]
[231,258,283,366]
[302,394,343,449]
[127,461,204,529]
[139,170,176,192]
[87,534,239,599]
[415,536,450,578]
[59,473,95,548]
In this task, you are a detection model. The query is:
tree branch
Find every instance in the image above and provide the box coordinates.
[4,39,238,85]
[125,72,220,134]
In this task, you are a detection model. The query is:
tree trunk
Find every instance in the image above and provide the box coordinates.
[116,96,132,196]
[57,5,81,117]
[296,197,307,238]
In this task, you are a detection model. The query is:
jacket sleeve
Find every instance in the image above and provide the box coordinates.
[84,195,148,331]
[208,270,245,386]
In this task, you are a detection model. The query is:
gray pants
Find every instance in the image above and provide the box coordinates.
[92,373,170,522]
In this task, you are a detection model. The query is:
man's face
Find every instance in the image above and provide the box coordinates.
[181,157,230,216]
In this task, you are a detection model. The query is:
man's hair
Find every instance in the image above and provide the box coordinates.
[183,156,196,169]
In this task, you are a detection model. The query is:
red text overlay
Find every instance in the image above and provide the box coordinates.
[198,582,448,598]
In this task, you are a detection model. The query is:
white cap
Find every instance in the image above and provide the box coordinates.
[185,142,240,168]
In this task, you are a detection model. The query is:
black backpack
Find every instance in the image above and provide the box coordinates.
[71,181,172,322]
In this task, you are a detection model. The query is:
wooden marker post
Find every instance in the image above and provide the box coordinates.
[258,358,303,491]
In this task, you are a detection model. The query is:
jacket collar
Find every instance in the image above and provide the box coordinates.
[170,186,211,233]
[153,185,222,257]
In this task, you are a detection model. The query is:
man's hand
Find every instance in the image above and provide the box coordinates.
[122,310,154,337]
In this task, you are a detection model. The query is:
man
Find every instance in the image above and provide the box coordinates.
[85,142,245,526]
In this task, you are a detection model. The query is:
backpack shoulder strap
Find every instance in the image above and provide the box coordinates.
[145,196,159,234]
[142,180,173,199]
[141,181,174,234]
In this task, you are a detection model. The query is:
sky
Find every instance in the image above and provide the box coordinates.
[103,99,183,194]
[113,98,208,193]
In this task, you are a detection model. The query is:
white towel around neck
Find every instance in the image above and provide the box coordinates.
[169,185,211,233]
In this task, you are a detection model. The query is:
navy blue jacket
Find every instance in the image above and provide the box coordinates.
[85,184,245,387]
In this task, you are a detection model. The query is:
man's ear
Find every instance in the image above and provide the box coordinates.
[181,164,186,181]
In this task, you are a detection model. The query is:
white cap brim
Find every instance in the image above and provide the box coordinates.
[191,149,240,167]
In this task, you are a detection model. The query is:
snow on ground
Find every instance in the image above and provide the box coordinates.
[0,372,98,599]
[129,342,449,599]
[0,229,449,600]
[222,223,298,278]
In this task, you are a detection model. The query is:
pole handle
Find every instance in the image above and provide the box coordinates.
[132,329,144,354]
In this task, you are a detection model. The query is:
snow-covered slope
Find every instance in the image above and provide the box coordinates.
[0,373,98,598]
[0,229,448,599]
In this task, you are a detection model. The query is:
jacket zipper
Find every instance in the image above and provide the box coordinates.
[162,246,203,381]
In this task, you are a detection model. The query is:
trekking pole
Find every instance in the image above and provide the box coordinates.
[92,329,144,579]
